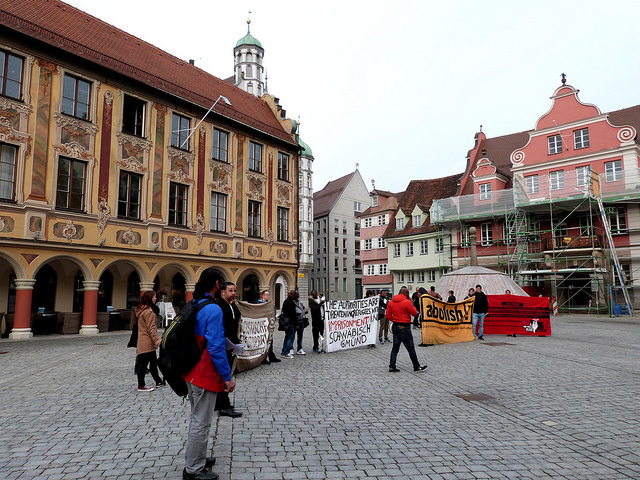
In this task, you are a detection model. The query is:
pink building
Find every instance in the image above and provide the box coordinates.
[432,79,640,313]
[358,189,401,294]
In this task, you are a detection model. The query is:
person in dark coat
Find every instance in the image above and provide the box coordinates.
[280,290,298,358]
[471,284,489,340]
[309,290,325,353]
[213,282,242,418]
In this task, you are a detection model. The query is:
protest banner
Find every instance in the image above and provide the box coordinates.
[324,296,378,352]
[235,300,275,372]
[484,295,551,336]
[420,295,475,345]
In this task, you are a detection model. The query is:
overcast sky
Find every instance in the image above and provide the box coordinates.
[65,0,640,194]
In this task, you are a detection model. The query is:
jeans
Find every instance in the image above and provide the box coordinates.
[389,323,420,370]
[296,321,305,351]
[185,382,217,475]
[136,351,163,388]
[281,322,297,355]
[312,318,324,350]
[472,313,486,337]
[377,315,389,341]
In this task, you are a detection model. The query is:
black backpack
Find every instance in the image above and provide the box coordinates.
[158,298,213,397]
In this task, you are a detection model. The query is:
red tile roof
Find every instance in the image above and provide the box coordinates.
[384,174,462,238]
[608,104,640,137]
[0,0,297,146]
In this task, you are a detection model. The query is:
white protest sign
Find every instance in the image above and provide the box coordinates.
[324,296,379,352]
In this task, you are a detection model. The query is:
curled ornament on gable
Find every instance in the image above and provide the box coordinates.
[510,150,525,166]
[617,126,636,143]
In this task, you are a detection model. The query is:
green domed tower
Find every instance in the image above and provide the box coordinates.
[234,19,265,97]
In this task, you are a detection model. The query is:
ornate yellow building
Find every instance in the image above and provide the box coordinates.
[0,2,300,338]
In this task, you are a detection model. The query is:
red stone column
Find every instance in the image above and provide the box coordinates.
[80,281,101,335]
[10,279,36,339]
[185,283,195,303]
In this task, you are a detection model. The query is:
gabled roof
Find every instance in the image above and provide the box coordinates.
[0,0,296,146]
[358,190,402,218]
[384,174,461,238]
[313,171,356,218]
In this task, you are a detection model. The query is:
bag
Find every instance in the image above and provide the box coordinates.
[158,298,213,397]
[277,312,289,332]
[378,307,386,318]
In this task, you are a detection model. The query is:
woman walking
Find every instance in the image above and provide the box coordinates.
[135,291,164,392]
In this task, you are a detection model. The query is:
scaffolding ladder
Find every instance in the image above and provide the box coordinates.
[594,195,633,316]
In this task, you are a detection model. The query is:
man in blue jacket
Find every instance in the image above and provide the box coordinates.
[182,268,235,480]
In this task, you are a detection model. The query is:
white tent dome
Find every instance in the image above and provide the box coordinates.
[434,266,529,298]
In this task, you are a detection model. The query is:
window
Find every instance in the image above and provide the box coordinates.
[334,218,339,233]
[278,152,289,181]
[481,223,493,246]
[435,237,444,253]
[62,74,90,120]
[354,201,362,213]
[393,244,401,257]
[396,217,404,230]
[420,239,428,255]
[407,272,415,283]
[249,141,263,171]
[276,207,288,241]
[574,128,589,149]
[379,264,388,275]
[608,207,627,234]
[605,160,622,182]
[418,271,425,282]
[171,113,190,150]
[549,170,565,190]
[210,192,227,232]
[377,237,386,249]
[248,200,261,237]
[168,182,188,226]
[212,128,228,162]
[428,270,436,282]
[363,217,372,228]
[0,143,17,201]
[413,214,422,227]
[342,238,347,254]
[397,272,405,283]
[479,183,492,200]
[378,215,386,225]
[525,175,539,194]
[576,166,590,187]
[548,134,563,154]
[117,171,141,219]
[354,222,360,236]
[122,95,145,137]
[355,240,360,255]
[366,265,375,276]
[343,220,347,235]
[56,157,86,210]
[0,50,23,99]
[363,239,372,250]
[406,242,414,256]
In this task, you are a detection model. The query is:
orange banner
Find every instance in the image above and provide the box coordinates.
[420,295,476,345]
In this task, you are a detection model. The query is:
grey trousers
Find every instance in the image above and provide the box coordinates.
[185,382,218,475]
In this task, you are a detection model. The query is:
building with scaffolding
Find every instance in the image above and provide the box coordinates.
[431,80,640,314]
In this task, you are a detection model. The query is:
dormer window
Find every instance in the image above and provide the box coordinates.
[396,217,404,230]
[372,195,378,207]
[413,214,422,227]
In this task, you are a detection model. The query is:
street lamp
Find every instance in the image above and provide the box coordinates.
[178,94,232,149]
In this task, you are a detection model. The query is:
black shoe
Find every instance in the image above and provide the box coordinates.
[219,408,243,418]
[183,468,219,480]
[389,367,400,372]
[368,344,376,348]
[262,358,271,365]
[268,354,281,363]
[204,457,216,470]
[414,365,427,372]
[478,336,484,340]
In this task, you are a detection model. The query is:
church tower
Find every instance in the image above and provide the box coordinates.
[234,19,265,97]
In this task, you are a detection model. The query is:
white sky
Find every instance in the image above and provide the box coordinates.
[64,0,640,194]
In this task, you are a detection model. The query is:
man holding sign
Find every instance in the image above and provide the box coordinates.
[386,287,427,373]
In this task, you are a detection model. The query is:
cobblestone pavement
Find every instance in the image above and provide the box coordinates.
[1,314,639,480]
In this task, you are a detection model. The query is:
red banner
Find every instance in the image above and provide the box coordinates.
[484,295,551,336]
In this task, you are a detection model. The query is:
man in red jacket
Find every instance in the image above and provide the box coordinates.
[386,287,427,373]
[182,267,235,480]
